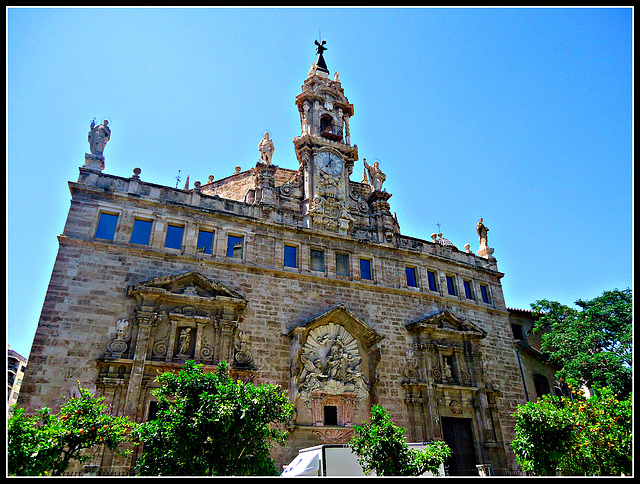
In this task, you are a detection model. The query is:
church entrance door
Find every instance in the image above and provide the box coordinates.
[441,417,478,476]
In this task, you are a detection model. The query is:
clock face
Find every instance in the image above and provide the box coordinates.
[316,151,343,175]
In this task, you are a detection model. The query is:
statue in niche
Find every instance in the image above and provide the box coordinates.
[177,327,192,355]
[88,119,111,157]
[364,159,386,191]
[258,132,275,164]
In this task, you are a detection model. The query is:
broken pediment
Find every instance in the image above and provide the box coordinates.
[126,271,247,309]
[406,310,486,339]
[289,304,383,349]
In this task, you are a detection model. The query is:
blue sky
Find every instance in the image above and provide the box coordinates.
[7,7,633,358]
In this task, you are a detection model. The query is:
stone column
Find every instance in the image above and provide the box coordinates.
[124,310,158,418]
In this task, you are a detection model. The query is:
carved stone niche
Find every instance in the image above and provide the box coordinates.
[405,309,486,388]
[288,305,383,441]
[126,271,247,367]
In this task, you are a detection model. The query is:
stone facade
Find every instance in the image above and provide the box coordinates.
[17,47,554,475]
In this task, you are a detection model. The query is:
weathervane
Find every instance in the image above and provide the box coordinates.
[314,36,329,73]
[175,169,181,188]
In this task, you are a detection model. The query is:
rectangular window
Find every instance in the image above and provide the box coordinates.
[336,253,350,277]
[226,235,244,258]
[95,213,118,241]
[196,229,214,254]
[480,284,490,303]
[284,245,298,268]
[463,280,473,299]
[164,224,184,250]
[427,270,438,291]
[511,324,525,341]
[130,219,153,245]
[324,405,338,426]
[360,258,372,280]
[310,249,325,272]
[446,275,457,296]
[406,266,418,287]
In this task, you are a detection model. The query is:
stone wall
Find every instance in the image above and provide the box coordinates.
[19,168,526,474]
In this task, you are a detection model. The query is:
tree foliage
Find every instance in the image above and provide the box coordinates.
[531,288,632,398]
[350,405,451,476]
[7,387,136,476]
[133,360,294,476]
[511,387,632,476]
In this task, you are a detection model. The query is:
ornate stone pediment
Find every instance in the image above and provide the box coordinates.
[290,304,383,348]
[405,310,486,339]
[127,271,247,309]
[120,272,248,367]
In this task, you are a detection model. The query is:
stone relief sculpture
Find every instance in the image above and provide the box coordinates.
[296,323,368,400]
[106,318,130,359]
[234,330,253,367]
[258,132,275,164]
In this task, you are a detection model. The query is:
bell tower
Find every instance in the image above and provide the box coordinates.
[293,40,358,235]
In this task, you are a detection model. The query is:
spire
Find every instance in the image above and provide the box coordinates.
[315,39,329,73]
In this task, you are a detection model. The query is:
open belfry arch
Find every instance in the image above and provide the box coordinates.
[17,40,544,475]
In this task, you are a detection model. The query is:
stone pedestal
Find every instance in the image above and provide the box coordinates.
[84,153,105,172]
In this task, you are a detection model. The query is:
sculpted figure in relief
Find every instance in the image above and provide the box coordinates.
[296,323,368,399]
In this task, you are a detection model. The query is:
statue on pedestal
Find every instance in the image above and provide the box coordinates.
[364,159,386,192]
[476,218,495,259]
[85,119,111,171]
[258,132,275,165]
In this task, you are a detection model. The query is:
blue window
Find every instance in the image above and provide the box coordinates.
[284,245,298,268]
[427,271,438,291]
[446,275,457,296]
[165,225,184,250]
[464,280,473,299]
[406,267,418,287]
[130,219,153,245]
[95,213,118,241]
[480,285,490,303]
[360,259,372,280]
[226,235,243,258]
[197,229,214,254]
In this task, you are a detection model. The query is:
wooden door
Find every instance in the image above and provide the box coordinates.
[441,417,478,476]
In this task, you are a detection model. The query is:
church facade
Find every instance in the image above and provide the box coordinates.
[18,45,552,475]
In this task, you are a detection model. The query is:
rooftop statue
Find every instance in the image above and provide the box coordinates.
[258,132,275,164]
[88,119,111,158]
[364,159,386,191]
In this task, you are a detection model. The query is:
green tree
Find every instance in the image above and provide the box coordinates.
[134,360,294,476]
[7,387,136,476]
[511,387,632,476]
[531,288,632,398]
[350,405,451,476]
